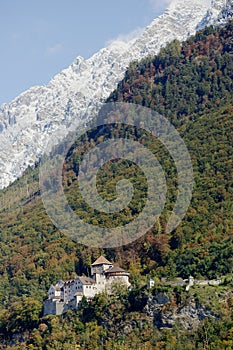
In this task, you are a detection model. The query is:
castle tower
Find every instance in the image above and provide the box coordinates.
[91,256,113,275]
[91,256,113,286]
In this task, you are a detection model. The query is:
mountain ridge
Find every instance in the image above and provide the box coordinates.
[0,0,231,188]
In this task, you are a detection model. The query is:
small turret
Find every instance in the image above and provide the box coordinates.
[147,277,155,289]
[186,275,195,291]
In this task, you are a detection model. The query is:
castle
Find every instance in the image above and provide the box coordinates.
[43,255,130,316]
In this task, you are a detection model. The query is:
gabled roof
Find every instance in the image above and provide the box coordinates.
[56,280,65,285]
[74,292,83,297]
[54,286,61,291]
[49,285,62,291]
[105,266,129,275]
[64,279,75,285]
[78,276,96,285]
[91,255,112,266]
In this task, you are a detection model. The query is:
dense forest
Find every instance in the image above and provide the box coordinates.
[0,21,232,348]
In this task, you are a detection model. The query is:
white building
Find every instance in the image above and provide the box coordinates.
[43,255,130,315]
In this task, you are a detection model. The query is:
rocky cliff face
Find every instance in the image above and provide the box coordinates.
[144,294,218,330]
[0,0,231,188]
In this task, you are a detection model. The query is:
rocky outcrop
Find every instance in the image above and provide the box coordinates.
[143,294,218,330]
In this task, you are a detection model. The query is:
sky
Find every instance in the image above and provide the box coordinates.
[0,0,173,105]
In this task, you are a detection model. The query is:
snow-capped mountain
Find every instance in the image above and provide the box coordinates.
[197,0,232,28]
[0,0,231,188]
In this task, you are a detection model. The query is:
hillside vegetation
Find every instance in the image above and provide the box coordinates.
[0,22,232,348]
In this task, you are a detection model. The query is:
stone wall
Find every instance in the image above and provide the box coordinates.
[43,300,67,316]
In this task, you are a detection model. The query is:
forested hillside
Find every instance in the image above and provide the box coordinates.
[0,22,232,349]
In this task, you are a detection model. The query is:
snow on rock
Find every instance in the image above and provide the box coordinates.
[0,0,231,188]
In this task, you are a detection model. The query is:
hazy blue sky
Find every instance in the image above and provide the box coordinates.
[0,0,171,105]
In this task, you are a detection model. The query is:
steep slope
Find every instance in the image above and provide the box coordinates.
[0,19,232,304]
[0,20,232,349]
[0,0,231,188]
